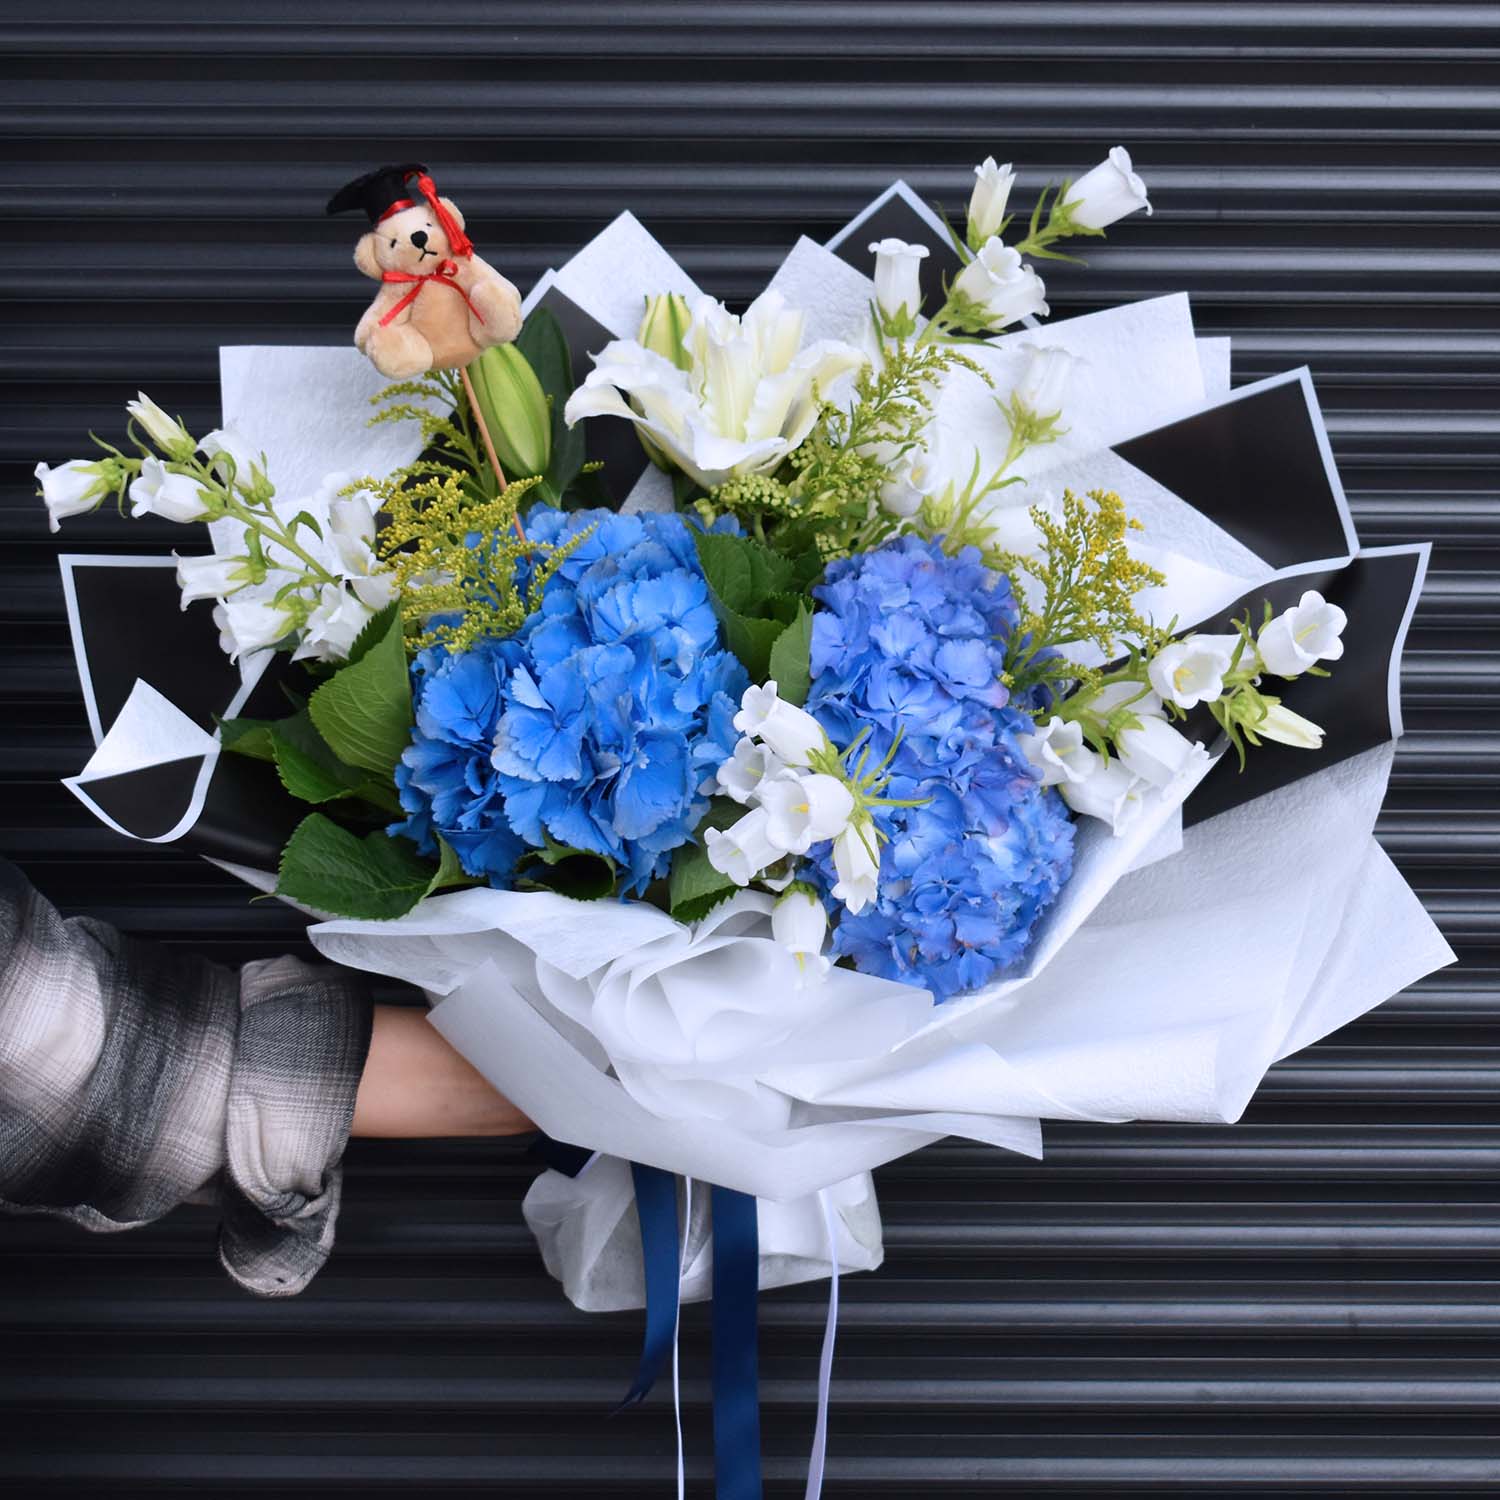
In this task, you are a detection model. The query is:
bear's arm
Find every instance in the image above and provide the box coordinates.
[354,285,410,353]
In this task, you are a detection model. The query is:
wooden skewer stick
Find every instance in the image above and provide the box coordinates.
[458,361,527,541]
[458,362,505,487]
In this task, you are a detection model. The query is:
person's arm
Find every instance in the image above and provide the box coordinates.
[0,859,530,1298]
[353,1003,532,1138]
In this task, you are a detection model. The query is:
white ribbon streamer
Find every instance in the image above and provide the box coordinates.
[672,1177,692,1500]
[803,1188,841,1500]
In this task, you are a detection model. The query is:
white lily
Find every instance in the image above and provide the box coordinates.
[1148,636,1234,710]
[1254,701,1326,749]
[968,157,1016,247]
[830,823,881,914]
[1017,716,1100,787]
[951,240,1048,330]
[128,457,212,524]
[733,682,829,768]
[1256,590,1347,678]
[34,460,107,532]
[705,805,783,887]
[564,289,865,489]
[1065,146,1152,229]
[1059,760,1147,836]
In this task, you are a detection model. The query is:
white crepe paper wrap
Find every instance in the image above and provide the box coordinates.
[203,213,1451,1311]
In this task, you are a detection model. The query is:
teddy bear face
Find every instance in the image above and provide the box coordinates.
[355,199,465,279]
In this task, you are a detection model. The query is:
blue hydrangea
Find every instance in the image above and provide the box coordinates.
[393,507,747,895]
[805,533,1074,1000]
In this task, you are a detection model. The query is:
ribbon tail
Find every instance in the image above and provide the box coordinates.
[711,1185,763,1500]
[616,1162,682,1412]
[803,1188,841,1500]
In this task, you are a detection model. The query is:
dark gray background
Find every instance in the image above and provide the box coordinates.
[1,4,1492,1494]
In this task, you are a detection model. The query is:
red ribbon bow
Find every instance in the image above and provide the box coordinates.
[378,258,485,327]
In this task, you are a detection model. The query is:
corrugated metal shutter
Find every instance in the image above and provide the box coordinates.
[1,3,1491,1491]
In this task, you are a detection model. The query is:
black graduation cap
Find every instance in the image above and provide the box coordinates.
[326,163,430,226]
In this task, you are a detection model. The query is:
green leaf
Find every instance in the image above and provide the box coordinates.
[716,608,786,684]
[517,845,618,901]
[218,715,277,763]
[668,799,743,924]
[767,602,814,707]
[270,709,373,805]
[518,307,591,501]
[276,813,441,920]
[307,605,412,777]
[694,531,795,614]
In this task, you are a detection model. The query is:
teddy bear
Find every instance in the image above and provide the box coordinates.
[327,164,523,380]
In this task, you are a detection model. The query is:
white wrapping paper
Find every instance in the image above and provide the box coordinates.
[203,212,1450,1311]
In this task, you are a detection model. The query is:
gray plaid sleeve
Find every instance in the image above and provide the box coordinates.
[0,860,372,1295]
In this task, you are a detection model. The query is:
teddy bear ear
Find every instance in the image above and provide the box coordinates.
[438,196,466,232]
[353,233,382,281]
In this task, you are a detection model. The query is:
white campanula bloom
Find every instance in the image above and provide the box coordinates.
[1115,714,1211,791]
[1255,701,1325,749]
[1256,590,1347,678]
[868,237,929,325]
[968,157,1016,248]
[1091,680,1165,719]
[714,736,786,805]
[125,391,195,457]
[705,805,783,887]
[952,239,1048,330]
[34,460,106,532]
[200,427,266,492]
[733,682,828,767]
[830,823,880,914]
[1017,715,1100,787]
[1148,636,1234,709]
[771,886,831,978]
[293,582,377,664]
[878,428,950,518]
[758,772,855,855]
[1066,146,1152,229]
[128,456,213,524]
[174,551,252,606]
[564,289,865,489]
[1060,759,1146,836]
[213,597,295,661]
[1011,343,1079,418]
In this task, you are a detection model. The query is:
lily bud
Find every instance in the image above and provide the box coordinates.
[467,344,552,480]
[126,392,196,460]
[637,292,694,371]
[1254,701,1325,750]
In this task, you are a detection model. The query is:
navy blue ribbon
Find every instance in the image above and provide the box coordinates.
[710,1184,763,1500]
[617,1162,682,1412]
[536,1141,766,1498]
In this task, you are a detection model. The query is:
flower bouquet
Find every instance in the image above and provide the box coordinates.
[43,149,1452,1494]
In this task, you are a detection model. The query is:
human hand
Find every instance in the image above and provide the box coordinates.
[351,1004,534,1138]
